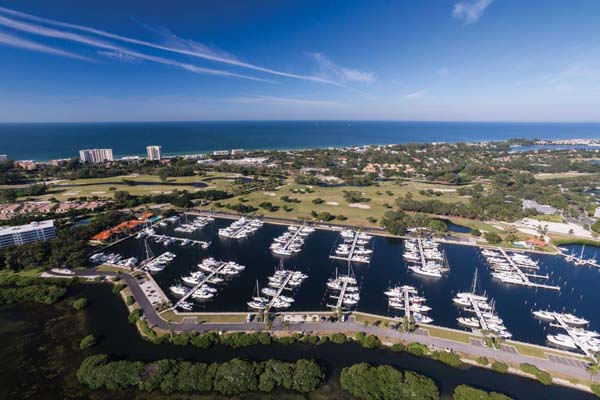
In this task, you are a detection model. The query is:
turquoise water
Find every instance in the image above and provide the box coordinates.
[1,121,599,161]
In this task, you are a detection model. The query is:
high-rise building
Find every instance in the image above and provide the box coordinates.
[79,149,114,164]
[0,155,7,162]
[0,220,56,249]
[146,145,162,160]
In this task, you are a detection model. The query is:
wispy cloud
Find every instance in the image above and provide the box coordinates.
[404,89,427,99]
[0,6,345,86]
[452,0,493,24]
[436,68,449,76]
[309,52,375,84]
[0,30,91,61]
[0,13,270,81]
[231,95,346,108]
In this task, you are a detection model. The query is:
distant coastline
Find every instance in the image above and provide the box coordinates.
[1,120,599,161]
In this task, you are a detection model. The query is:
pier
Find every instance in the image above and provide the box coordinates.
[329,230,372,263]
[546,312,598,363]
[150,233,210,249]
[266,271,294,310]
[493,248,560,291]
[172,261,228,309]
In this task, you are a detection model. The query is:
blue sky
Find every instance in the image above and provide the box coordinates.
[0,0,599,122]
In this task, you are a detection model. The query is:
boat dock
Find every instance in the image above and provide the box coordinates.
[331,279,350,309]
[537,311,599,363]
[172,261,228,308]
[559,246,600,269]
[496,248,560,291]
[150,233,210,249]
[470,299,489,331]
[266,272,294,310]
[329,230,372,263]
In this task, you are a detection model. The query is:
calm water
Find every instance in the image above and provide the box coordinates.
[108,217,600,348]
[1,121,600,161]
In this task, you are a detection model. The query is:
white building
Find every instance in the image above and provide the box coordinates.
[0,154,7,162]
[79,148,114,164]
[522,199,557,215]
[0,220,56,249]
[231,149,245,155]
[213,150,229,156]
[146,145,162,160]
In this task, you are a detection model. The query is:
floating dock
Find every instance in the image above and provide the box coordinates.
[150,233,210,248]
[329,230,372,263]
[172,261,229,308]
[495,248,560,291]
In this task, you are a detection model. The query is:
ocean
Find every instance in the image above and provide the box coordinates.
[0,121,599,161]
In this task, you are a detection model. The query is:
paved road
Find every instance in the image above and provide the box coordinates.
[46,268,593,383]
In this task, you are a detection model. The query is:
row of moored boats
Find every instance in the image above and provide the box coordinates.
[247,270,308,310]
[404,238,449,278]
[218,217,263,239]
[331,230,373,263]
[385,285,433,324]
[270,225,315,256]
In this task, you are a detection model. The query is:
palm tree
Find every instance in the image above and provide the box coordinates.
[589,362,599,384]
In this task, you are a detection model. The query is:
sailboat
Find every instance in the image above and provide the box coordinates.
[247,280,268,310]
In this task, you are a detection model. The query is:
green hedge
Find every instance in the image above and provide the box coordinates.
[519,363,552,385]
[340,363,439,400]
[77,355,324,394]
[453,384,513,400]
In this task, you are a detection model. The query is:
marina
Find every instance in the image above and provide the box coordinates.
[386,284,433,324]
[270,224,315,256]
[482,248,560,291]
[218,216,264,239]
[533,310,599,361]
[326,267,360,310]
[102,216,600,347]
[171,257,246,310]
[559,244,600,269]
[329,229,373,263]
[453,270,512,339]
[403,237,449,278]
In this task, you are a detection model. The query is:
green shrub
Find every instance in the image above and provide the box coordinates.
[112,283,125,294]
[340,363,439,400]
[191,332,219,349]
[126,295,135,305]
[453,384,513,400]
[330,332,349,344]
[431,351,461,367]
[80,334,96,350]
[391,343,406,352]
[476,356,489,366]
[591,384,600,397]
[72,297,88,310]
[128,309,142,324]
[407,342,429,356]
[491,361,509,373]
[519,363,552,385]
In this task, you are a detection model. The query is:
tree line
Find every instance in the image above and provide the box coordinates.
[77,355,324,395]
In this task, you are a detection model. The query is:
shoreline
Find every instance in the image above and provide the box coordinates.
[44,267,598,394]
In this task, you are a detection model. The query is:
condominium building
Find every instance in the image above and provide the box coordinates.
[213,150,229,156]
[0,154,7,162]
[231,149,245,155]
[146,145,162,160]
[0,220,56,249]
[79,148,114,164]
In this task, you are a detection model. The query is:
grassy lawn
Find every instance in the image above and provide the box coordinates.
[0,268,44,278]
[206,180,474,228]
[534,172,595,180]
[353,312,397,325]
[531,214,565,223]
[508,341,588,361]
[161,310,248,323]
[14,172,241,201]
[446,216,502,234]
[424,325,472,344]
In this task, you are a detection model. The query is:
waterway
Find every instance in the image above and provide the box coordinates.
[107,217,600,349]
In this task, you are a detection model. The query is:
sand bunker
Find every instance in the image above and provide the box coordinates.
[90,191,106,195]
[349,203,371,209]
[264,192,276,197]
[326,201,339,206]
[62,191,80,196]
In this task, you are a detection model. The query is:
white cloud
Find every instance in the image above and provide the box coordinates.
[0,6,344,86]
[0,13,270,81]
[0,30,90,61]
[404,89,427,99]
[309,53,375,84]
[452,0,493,24]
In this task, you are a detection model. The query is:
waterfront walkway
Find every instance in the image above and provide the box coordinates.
[45,268,593,384]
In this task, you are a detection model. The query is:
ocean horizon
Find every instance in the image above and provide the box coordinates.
[1,120,599,161]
